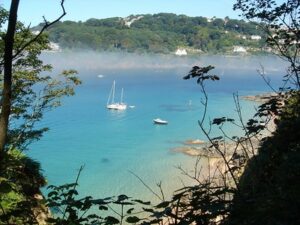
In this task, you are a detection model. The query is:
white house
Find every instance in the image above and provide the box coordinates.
[206,16,216,23]
[250,35,262,40]
[233,46,247,53]
[48,42,61,52]
[175,48,187,56]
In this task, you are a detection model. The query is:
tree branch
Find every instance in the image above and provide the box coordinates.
[12,0,66,60]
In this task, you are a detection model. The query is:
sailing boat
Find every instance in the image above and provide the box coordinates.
[106,81,127,110]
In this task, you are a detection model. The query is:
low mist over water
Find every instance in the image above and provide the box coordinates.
[41,51,287,75]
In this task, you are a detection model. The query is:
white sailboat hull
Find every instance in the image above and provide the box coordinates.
[107,103,127,110]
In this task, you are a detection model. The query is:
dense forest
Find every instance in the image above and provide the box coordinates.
[37,13,266,54]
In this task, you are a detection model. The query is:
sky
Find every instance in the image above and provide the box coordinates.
[1,0,241,26]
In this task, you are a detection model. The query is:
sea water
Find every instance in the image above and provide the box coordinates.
[29,52,286,202]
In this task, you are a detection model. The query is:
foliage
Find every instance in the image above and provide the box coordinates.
[141,183,234,225]
[0,11,81,152]
[38,13,266,54]
[1,1,300,225]
[216,1,300,224]
[46,167,151,225]
[225,92,300,225]
[0,4,80,224]
[0,149,46,225]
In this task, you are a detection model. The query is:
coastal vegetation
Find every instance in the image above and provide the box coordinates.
[37,13,266,54]
[0,1,81,224]
[0,0,299,224]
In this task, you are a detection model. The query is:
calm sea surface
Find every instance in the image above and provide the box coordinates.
[29,52,285,201]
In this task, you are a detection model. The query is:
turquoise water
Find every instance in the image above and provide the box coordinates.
[29,53,285,201]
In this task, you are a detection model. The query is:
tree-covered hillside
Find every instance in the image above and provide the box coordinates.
[39,13,266,54]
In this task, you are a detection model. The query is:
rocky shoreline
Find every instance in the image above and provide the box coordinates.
[171,137,261,158]
[241,92,278,103]
[172,92,277,159]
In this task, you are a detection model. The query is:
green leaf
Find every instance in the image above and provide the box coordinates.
[0,180,12,194]
[99,205,108,210]
[126,216,140,223]
[91,198,111,205]
[68,189,79,196]
[142,207,154,213]
[117,194,129,201]
[133,199,151,205]
[212,117,226,125]
[105,216,120,225]
[127,207,134,214]
[156,201,170,208]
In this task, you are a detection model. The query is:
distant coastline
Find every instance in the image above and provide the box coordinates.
[37,13,269,55]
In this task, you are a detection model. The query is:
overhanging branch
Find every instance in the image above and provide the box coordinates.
[12,0,66,60]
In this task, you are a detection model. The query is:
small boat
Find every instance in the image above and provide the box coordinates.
[97,74,104,78]
[153,118,168,125]
[129,105,135,108]
[106,81,127,110]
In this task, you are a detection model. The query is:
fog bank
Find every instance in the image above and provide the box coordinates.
[41,51,288,76]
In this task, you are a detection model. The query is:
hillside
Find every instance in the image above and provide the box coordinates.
[38,13,267,54]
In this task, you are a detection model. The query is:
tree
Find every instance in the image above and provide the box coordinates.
[0,0,20,160]
[43,13,265,54]
[0,0,72,154]
[0,1,81,224]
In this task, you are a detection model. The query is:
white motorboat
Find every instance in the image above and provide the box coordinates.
[153,118,168,125]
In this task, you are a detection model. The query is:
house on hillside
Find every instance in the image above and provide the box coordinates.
[233,46,247,53]
[175,48,187,56]
[48,42,61,52]
[250,35,262,40]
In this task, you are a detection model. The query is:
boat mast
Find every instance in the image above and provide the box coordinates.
[112,80,115,104]
[107,80,116,105]
[121,88,124,103]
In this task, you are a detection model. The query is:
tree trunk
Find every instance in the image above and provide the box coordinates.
[0,0,20,159]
